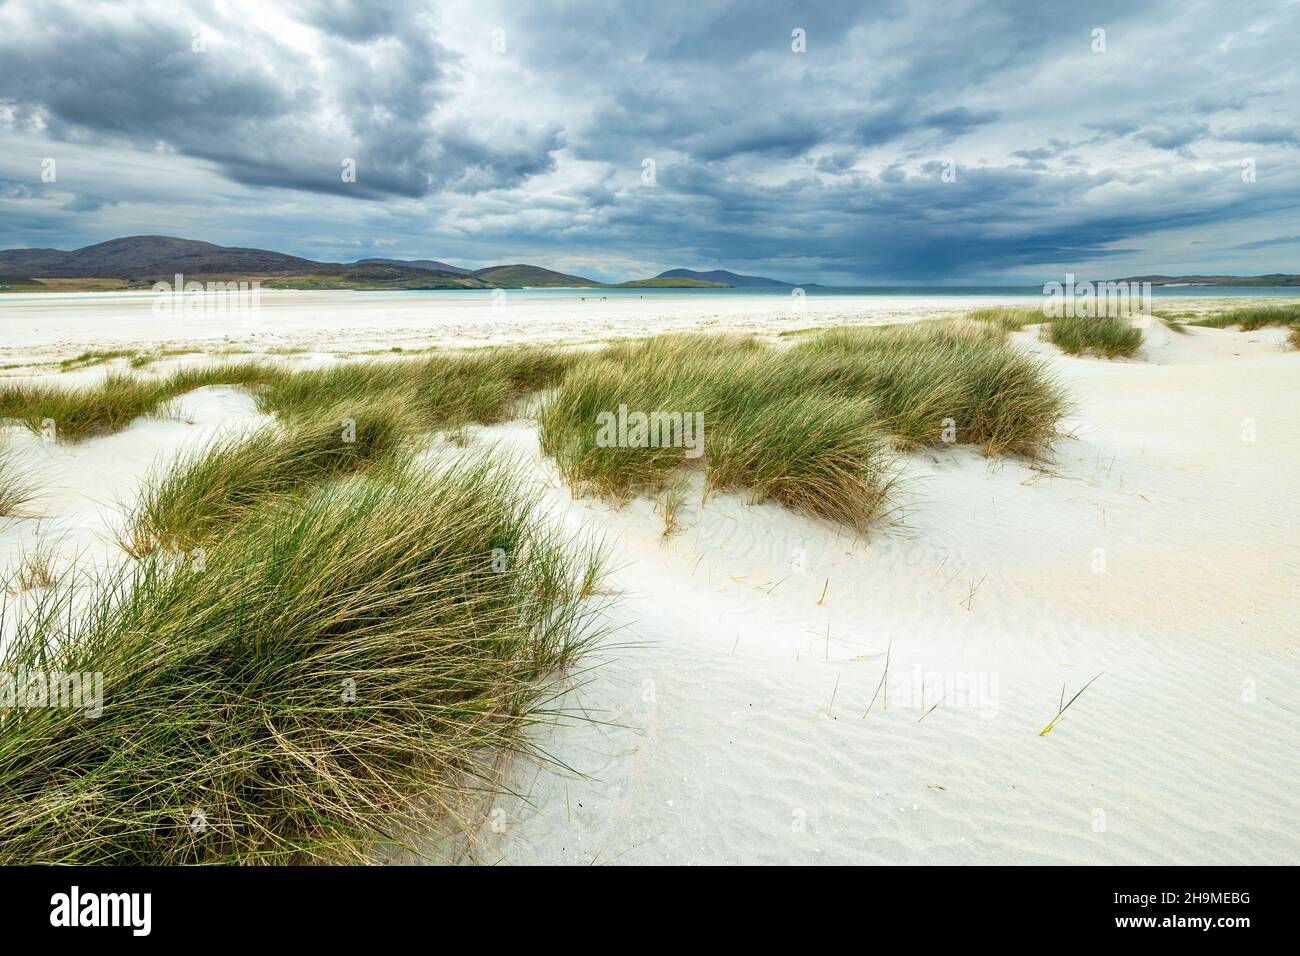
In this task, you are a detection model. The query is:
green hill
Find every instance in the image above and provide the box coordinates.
[470,264,603,288]
[656,268,792,288]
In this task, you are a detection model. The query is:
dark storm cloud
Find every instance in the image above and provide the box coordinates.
[1,0,1298,281]
[1137,123,1210,151]
[1221,124,1300,147]
[0,0,562,199]
[0,179,45,201]
[294,0,414,40]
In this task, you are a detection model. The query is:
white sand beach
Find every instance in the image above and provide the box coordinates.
[0,289,1034,360]
[1,294,1296,865]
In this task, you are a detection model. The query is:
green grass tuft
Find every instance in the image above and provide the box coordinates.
[123,401,417,556]
[0,455,607,864]
[257,347,575,430]
[539,324,1067,530]
[1189,303,1300,331]
[794,321,1066,454]
[0,363,280,443]
[1046,315,1143,359]
[706,394,897,532]
[58,350,139,372]
[965,306,1042,331]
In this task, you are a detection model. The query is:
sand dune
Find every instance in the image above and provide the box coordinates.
[471,322,1298,864]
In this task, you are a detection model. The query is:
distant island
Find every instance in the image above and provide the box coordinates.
[1110,274,1300,286]
[0,236,807,292]
[616,276,729,288]
[655,268,797,288]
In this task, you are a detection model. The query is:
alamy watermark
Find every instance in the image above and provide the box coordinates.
[50,886,150,936]
[1042,273,1151,318]
[890,666,999,718]
[1,670,103,718]
[152,273,261,322]
[595,404,705,458]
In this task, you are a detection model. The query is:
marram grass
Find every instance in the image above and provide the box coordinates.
[58,349,142,372]
[1046,315,1143,359]
[0,446,34,518]
[0,455,607,864]
[256,346,576,428]
[122,400,418,557]
[1189,303,1300,331]
[705,394,897,533]
[0,347,576,444]
[793,319,1066,453]
[540,324,1067,532]
[0,362,277,443]
[964,306,1042,331]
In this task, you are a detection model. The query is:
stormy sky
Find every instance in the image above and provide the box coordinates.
[1,0,1297,283]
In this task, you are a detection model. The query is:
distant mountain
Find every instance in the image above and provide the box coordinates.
[355,257,470,276]
[470,264,602,288]
[1111,274,1300,286]
[0,236,322,278]
[0,237,551,290]
[0,248,68,274]
[656,268,794,288]
[0,236,823,292]
[360,259,604,285]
